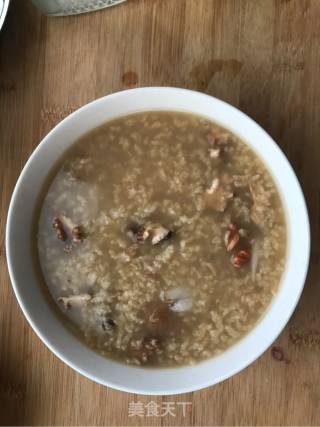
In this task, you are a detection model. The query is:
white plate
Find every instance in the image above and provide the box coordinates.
[6,88,310,395]
[30,0,126,16]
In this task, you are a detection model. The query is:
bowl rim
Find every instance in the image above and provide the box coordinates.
[6,87,310,395]
[0,0,10,31]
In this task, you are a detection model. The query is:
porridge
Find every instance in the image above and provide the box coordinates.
[36,111,286,367]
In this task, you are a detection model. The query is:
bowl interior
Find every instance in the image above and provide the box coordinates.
[6,88,310,395]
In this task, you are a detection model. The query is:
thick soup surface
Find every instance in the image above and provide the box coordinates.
[37,111,286,366]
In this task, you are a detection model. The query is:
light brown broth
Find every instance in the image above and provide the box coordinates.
[36,111,287,366]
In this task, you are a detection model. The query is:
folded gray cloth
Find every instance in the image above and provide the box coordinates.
[31,0,126,16]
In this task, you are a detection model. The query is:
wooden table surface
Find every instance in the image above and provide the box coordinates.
[1,0,320,425]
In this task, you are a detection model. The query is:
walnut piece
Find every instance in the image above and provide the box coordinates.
[101,317,116,332]
[207,130,231,159]
[129,222,172,245]
[209,148,220,158]
[204,178,233,212]
[231,249,251,268]
[52,215,86,249]
[72,225,85,243]
[52,217,67,241]
[149,224,171,245]
[160,287,193,312]
[224,224,240,252]
[136,226,150,242]
[57,293,91,309]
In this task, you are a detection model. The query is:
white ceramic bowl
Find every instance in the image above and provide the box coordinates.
[6,87,310,395]
[0,0,10,31]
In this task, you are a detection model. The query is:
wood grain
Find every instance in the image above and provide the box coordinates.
[1,0,320,425]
